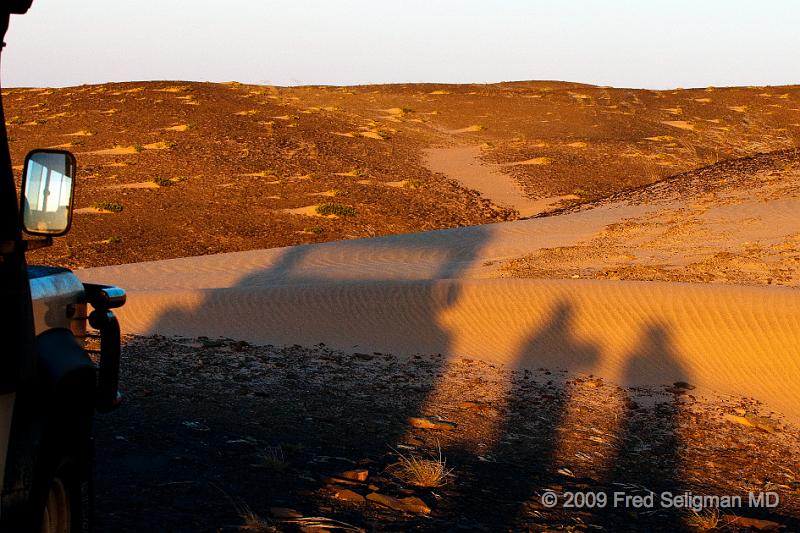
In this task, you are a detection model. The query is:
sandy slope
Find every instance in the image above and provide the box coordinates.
[425,146,575,216]
[79,188,800,423]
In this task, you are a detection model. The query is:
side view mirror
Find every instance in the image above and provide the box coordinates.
[20,149,76,237]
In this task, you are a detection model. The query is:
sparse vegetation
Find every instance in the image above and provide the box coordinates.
[365,129,391,140]
[151,175,187,187]
[70,139,84,146]
[685,508,723,530]
[239,509,275,532]
[403,179,424,189]
[107,235,122,244]
[572,188,589,197]
[316,203,357,217]
[279,442,304,459]
[303,226,324,234]
[93,201,124,213]
[133,144,144,153]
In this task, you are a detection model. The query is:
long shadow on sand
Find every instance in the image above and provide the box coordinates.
[89,229,800,531]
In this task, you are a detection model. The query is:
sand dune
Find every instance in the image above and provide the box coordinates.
[79,196,800,423]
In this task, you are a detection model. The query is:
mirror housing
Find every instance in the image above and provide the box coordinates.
[19,149,76,237]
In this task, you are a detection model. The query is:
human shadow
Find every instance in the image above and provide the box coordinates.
[598,323,691,532]
[439,301,601,530]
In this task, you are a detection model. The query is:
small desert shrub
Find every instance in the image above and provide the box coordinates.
[401,106,415,114]
[70,139,84,146]
[403,179,424,189]
[8,116,23,125]
[151,176,173,187]
[316,203,357,217]
[152,175,187,187]
[132,144,144,153]
[572,188,589,197]
[389,447,453,488]
[107,235,122,244]
[303,226,324,234]
[93,201,123,213]
[348,168,364,177]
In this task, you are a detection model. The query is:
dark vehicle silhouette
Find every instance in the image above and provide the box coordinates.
[0,2,125,531]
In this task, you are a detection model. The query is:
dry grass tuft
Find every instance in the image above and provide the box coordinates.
[252,446,288,473]
[283,517,365,532]
[240,508,276,532]
[389,445,453,487]
[685,507,721,530]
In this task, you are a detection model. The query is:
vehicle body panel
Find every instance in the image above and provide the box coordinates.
[0,394,13,500]
[28,266,87,338]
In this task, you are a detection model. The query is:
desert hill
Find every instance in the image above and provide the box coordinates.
[4,80,799,268]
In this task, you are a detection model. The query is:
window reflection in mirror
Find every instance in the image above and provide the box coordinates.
[22,150,75,235]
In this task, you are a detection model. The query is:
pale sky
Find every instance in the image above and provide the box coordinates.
[3,0,799,89]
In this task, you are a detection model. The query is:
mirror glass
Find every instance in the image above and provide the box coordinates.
[21,150,76,236]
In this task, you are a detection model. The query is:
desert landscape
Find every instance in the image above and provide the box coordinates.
[8,81,800,531]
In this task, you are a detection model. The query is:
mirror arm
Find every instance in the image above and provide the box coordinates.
[23,236,53,251]
[0,237,53,255]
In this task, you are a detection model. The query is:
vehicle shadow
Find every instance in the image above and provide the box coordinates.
[93,226,495,530]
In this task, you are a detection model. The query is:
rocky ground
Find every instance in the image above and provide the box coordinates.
[92,335,800,532]
[503,149,800,287]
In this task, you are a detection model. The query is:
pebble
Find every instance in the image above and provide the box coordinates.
[270,507,302,519]
[338,469,369,482]
[723,413,779,433]
[334,489,365,503]
[322,475,361,487]
[366,492,431,515]
[407,416,457,430]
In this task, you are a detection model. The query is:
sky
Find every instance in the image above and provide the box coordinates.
[3,0,799,89]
